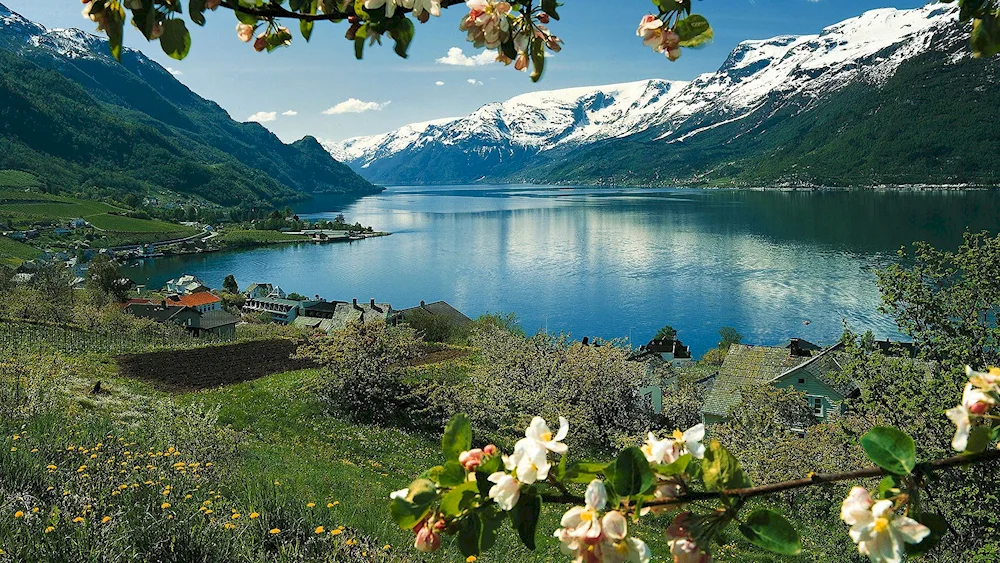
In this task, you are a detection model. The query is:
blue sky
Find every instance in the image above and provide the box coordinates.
[7,0,930,142]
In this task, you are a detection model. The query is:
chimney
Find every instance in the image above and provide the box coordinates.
[582,336,589,346]
[353,298,362,312]
[420,300,426,307]
[370,298,376,308]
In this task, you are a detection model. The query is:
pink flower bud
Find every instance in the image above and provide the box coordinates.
[150,22,163,40]
[417,11,430,23]
[667,511,693,539]
[414,526,441,552]
[969,401,992,415]
[514,53,529,71]
[546,36,562,52]
[459,449,484,471]
[661,30,680,50]
[253,35,267,52]
[639,14,657,27]
[345,22,361,41]
[537,12,550,24]
[205,0,221,9]
[483,444,498,456]
[666,47,682,61]
[236,23,254,43]
[433,518,447,531]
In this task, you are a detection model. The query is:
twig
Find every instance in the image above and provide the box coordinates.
[537,449,1000,507]
[218,0,467,22]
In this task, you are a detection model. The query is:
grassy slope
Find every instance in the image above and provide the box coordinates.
[218,230,311,247]
[0,234,40,265]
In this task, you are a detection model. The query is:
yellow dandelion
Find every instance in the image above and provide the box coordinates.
[273,480,280,485]
[46,465,56,471]
[224,522,236,530]
[30,448,38,453]
[14,511,24,518]
[249,512,259,519]
[46,486,54,492]
[345,539,357,546]
[101,516,111,524]
[269,528,281,535]
[326,503,334,508]
[383,544,391,550]
[44,526,55,533]
[204,510,213,515]
[72,517,84,523]
[11,435,18,440]
[330,529,343,536]
[306,502,315,508]
[232,513,240,520]
[10,447,16,452]
[161,502,171,509]
[315,526,325,534]
[467,556,478,563]
[32,507,39,514]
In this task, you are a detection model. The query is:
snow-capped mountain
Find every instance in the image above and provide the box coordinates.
[327,3,972,185]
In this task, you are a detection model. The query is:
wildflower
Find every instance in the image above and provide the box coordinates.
[466,557,477,563]
[307,502,316,508]
[46,464,56,471]
[269,528,281,535]
[45,526,55,533]
[315,526,325,534]
[487,472,520,510]
[161,502,171,509]
[232,513,240,519]
[32,508,38,514]
[840,487,930,563]
[249,512,259,519]
[327,502,335,508]
[73,517,85,523]
[345,538,357,546]
[101,516,111,524]
[14,511,24,518]
[224,522,236,530]
[330,529,343,536]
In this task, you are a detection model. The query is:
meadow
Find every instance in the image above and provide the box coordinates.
[218,229,313,248]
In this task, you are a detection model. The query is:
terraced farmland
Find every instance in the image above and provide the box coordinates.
[0,189,195,235]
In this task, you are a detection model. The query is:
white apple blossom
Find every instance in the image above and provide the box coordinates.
[487,472,520,510]
[554,479,607,551]
[601,510,651,563]
[504,437,551,484]
[966,365,1000,391]
[236,23,254,43]
[946,403,972,451]
[668,538,711,563]
[364,0,415,19]
[840,487,930,563]
[389,488,409,500]
[459,0,512,49]
[411,0,441,18]
[642,424,706,465]
[525,416,569,454]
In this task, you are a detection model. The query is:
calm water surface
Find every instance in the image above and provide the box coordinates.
[125,186,1000,355]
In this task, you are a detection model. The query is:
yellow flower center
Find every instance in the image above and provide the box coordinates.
[874,517,891,534]
[672,429,684,441]
[541,431,552,442]
[615,541,629,555]
[580,511,593,522]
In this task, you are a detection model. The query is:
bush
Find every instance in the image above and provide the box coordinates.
[404,308,469,344]
[296,320,424,427]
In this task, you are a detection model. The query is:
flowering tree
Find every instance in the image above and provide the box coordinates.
[388,365,1000,562]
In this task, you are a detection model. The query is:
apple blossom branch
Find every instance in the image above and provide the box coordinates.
[537,448,1000,507]
[218,0,469,22]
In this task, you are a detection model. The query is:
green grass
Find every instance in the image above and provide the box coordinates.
[218,230,310,248]
[0,189,195,235]
[0,170,42,189]
[0,235,41,266]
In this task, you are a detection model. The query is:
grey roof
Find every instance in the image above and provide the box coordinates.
[246,296,301,308]
[396,301,472,326]
[292,301,391,333]
[199,310,240,330]
[125,303,196,323]
[702,344,811,418]
[771,342,857,398]
[302,301,340,314]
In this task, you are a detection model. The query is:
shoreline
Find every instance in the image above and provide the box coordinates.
[124,230,391,264]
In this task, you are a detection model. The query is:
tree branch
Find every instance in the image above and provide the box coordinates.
[538,449,1000,508]
[218,0,468,22]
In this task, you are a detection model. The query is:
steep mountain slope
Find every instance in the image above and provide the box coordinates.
[325,79,688,184]
[330,3,996,187]
[0,3,380,206]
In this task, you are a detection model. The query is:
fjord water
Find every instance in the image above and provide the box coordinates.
[126,186,1000,355]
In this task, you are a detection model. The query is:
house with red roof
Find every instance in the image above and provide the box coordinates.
[165,292,223,313]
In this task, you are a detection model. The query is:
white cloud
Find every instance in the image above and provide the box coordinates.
[467,79,483,86]
[165,67,182,76]
[321,98,391,115]
[435,81,445,86]
[247,111,277,123]
[282,110,298,116]
[436,47,495,67]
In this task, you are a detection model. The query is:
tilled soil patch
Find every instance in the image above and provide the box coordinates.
[116,339,315,392]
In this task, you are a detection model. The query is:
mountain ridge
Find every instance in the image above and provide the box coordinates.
[326,3,998,187]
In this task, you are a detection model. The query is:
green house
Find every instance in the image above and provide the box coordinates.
[702,341,856,425]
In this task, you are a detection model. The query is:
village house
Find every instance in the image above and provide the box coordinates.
[391,300,472,328]
[165,274,209,295]
[125,301,239,340]
[242,295,307,324]
[165,291,223,313]
[292,298,393,333]
[244,283,286,300]
[701,338,847,425]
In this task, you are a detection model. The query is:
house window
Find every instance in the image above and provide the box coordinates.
[798,378,805,384]
[807,395,824,418]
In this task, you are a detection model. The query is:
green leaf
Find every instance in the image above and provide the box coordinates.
[860,427,916,475]
[564,461,602,484]
[159,19,191,60]
[478,453,502,476]
[389,16,414,59]
[971,13,1000,58]
[540,0,560,20]
[300,20,314,42]
[511,487,541,550]
[606,447,654,498]
[905,513,949,555]
[442,413,472,462]
[530,36,545,83]
[189,0,207,26]
[966,425,992,453]
[458,508,506,557]
[701,440,752,492]
[675,14,713,48]
[738,510,802,556]
[654,453,692,476]
[424,461,467,487]
[991,424,1000,443]
[105,2,126,61]
[388,478,437,530]
[440,481,479,517]
[458,512,482,557]
[234,10,259,26]
[960,0,991,22]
